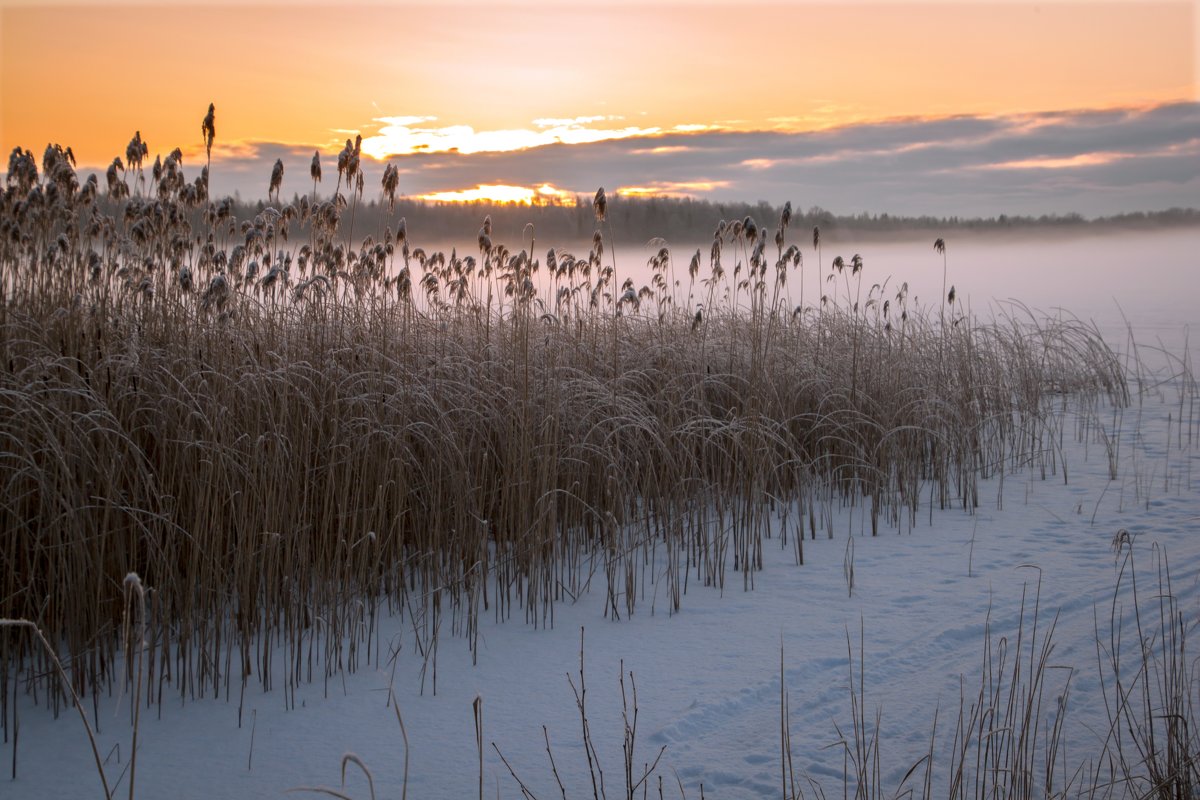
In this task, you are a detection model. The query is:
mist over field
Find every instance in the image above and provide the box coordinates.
[405,224,1200,348]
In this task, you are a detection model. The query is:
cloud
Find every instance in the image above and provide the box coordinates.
[632,146,696,155]
[532,116,615,128]
[672,124,726,133]
[64,102,1200,218]
[616,180,731,197]
[360,117,661,158]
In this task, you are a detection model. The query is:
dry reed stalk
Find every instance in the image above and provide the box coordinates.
[0,120,1138,736]
[0,619,112,798]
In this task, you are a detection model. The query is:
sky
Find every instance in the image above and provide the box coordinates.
[1,0,1197,217]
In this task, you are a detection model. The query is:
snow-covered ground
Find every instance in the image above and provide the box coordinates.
[3,229,1198,799]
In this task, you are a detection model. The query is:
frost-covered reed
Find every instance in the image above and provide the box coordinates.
[0,113,1132,728]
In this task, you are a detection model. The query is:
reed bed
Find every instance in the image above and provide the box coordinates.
[0,128,1130,728]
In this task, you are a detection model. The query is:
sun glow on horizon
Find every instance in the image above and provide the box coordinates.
[416,183,577,205]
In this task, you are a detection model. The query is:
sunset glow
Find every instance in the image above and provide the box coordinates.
[0,1,1195,215]
[417,183,576,205]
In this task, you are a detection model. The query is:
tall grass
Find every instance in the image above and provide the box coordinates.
[0,119,1130,729]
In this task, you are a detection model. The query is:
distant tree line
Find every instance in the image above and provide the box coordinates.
[230,192,1200,247]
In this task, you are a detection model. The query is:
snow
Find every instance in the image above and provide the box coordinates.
[3,231,1198,800]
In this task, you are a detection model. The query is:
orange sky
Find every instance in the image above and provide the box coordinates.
[1,1,1195,168]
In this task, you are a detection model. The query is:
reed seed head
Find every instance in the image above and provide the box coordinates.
[269,159,284,201]
[201,103,215,160]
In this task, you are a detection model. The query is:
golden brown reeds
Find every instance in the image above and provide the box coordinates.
[0,121,1133,735]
